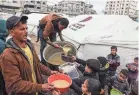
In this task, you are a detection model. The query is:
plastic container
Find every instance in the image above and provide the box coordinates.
[59,62,80,79]
[110,88,123,95]
[48,74,72,93]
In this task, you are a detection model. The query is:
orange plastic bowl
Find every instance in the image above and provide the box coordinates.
[48,74,72,93]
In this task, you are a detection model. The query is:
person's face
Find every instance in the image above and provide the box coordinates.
[118,73,127,81]
[58,22,66,31]
[111,49,117,55]
[82,80,88,94]
[10,22,28,42]
[134,59,138,64]
[85,65,92,73]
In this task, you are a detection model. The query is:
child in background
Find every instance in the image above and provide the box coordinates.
[97,56,109,89]
[52,78,102,95]
[104,69,129,95]
[126,57,138,86]
[72,57,100,80]
[81,78,101,95]
[106,46,120,76]
[70,57,100,94]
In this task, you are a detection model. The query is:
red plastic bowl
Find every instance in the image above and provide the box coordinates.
[48,74,72,93]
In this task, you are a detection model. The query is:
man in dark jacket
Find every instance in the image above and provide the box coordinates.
[0,19,9,95]
[0,16,59,95]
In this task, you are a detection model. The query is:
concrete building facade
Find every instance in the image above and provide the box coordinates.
[105,0,138,17]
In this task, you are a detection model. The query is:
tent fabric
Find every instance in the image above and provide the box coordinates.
[62,15,138,46]
[57,15,138,67]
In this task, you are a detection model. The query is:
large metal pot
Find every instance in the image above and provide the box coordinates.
[43,41,77,70]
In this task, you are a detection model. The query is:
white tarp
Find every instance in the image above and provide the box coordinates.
[58,15,138,70]
[27,13,48,35]
[0,12,13,20]
[62,15,138,44]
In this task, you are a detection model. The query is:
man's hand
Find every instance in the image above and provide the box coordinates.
[71,56,76,61]
[42,83,54,92]
[53,44,61,48]
[52,90,61,95]
[108,60,113,64]
[51,71,59,75]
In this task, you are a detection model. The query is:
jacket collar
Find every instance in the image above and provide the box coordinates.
[6,38,34,64]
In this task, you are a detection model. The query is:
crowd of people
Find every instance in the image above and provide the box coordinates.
[0,14,138,95]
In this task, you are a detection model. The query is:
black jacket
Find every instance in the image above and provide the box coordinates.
[76,58,99,80]
[70,58,99,95]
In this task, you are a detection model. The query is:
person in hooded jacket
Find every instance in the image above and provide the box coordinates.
[0,19,9,95]
[97,56,109,89]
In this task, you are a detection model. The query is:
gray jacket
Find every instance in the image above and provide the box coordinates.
[105,75,129,95]
[106,54,120,71]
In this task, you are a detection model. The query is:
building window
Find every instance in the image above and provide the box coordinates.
[37,1,40,4]
[13,1,17,3]
[121,11,123,14]
[31,1,35,3]
[81,2,84,6]
[37,7,40,9]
